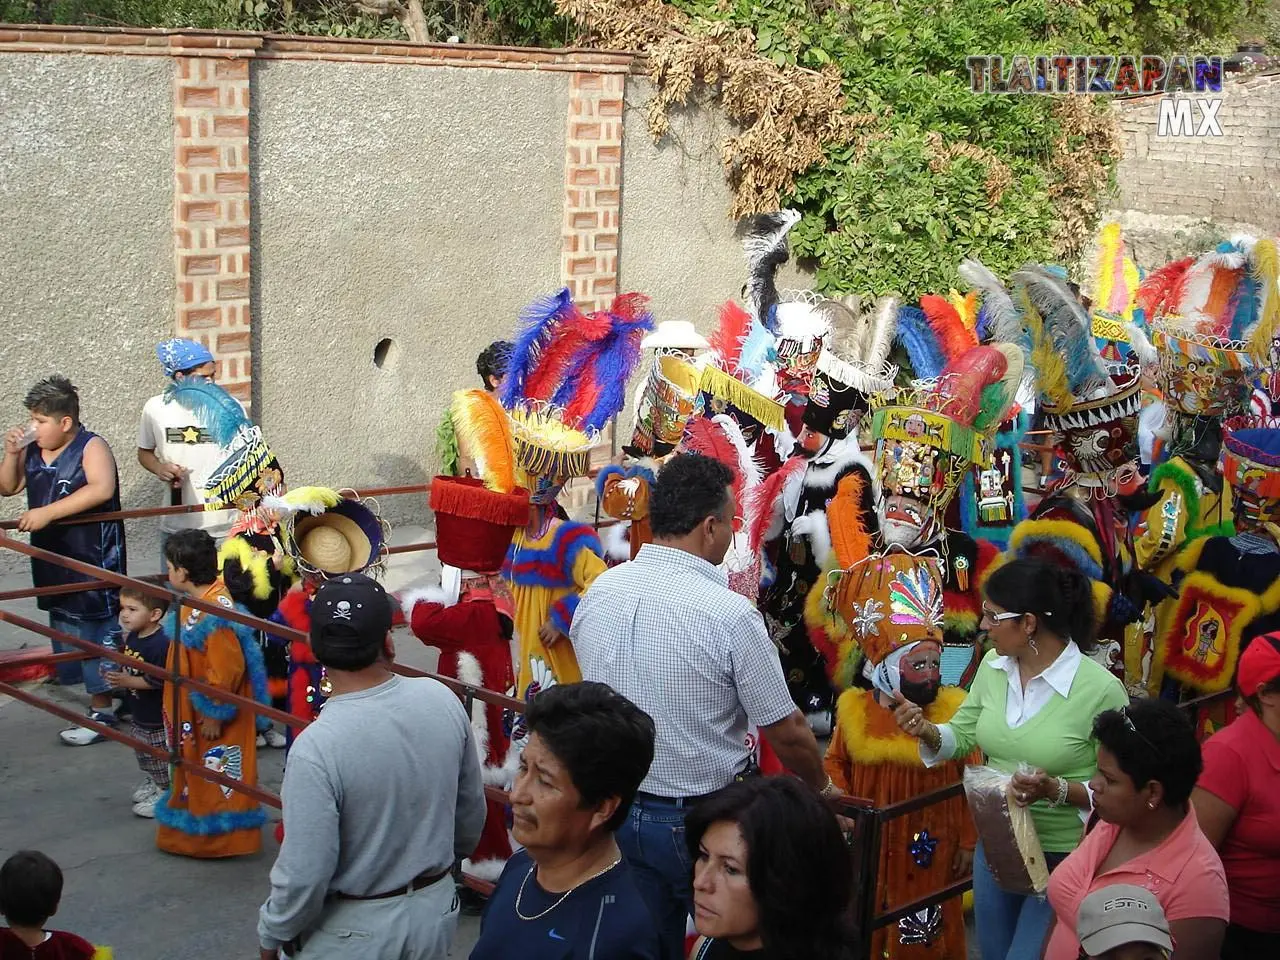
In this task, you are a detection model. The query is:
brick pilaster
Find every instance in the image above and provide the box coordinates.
[561,72,624,314]
[173,49,256,404]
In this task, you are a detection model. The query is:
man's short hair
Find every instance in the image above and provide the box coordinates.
[524,682,655,833]
[649,453,734,539]
[24,376,79,424]
[0,850,63,928]
[164,529,220,585]
[477,341,513,388]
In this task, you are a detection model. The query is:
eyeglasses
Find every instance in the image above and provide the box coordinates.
[981,604,1024,623]
[1120,705,1158,753]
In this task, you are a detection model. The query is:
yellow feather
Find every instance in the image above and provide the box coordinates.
[1019,288,1071,409]
[1121,255,1140,322]
[217,535,273,600]
[1248,238,1279,362]
[1093,222,1122,315]
[450,389,516,493]
[835,686,969,767]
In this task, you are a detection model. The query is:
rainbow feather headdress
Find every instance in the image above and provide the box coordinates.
[1087,221,1147,363]
[1139,238,1276,417]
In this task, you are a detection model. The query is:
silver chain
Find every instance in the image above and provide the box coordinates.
[514,857,623,922]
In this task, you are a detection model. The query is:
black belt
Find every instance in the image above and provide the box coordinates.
[635,790,715,809]
[334,866,451,902]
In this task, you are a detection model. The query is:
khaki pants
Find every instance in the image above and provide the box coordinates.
[297,878,459,960]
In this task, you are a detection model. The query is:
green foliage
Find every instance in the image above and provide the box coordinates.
[650,0,1246,295]
[483,0,574,47]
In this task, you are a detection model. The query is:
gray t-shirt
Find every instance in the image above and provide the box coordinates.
[258,674,486,951]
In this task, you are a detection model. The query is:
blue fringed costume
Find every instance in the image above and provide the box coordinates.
[155,578,269,858]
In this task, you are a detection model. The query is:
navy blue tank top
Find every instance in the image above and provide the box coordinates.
[24,427,126,620]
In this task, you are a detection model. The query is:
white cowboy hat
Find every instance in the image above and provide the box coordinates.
[641,320,710,352]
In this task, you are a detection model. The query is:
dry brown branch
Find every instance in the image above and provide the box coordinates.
[557,0,876,216]
[1048,97,1123,261]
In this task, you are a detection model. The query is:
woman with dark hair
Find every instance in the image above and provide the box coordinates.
[1191,635,1280,958]
[893,558,1128,960]
[684,777,855,960]
[1044,698,1228,960]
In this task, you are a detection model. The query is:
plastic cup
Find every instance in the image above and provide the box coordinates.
[14,423,37,449]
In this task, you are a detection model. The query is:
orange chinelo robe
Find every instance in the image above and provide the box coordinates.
[156,579,266,858]
[825,686,977,960]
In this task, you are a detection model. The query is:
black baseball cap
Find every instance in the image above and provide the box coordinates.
[310,573,394,669]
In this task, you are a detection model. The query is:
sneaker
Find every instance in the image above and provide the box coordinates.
[131,776,157,804]
[132,796,158,818]
[58,711,116,747]
[259,727,287,749]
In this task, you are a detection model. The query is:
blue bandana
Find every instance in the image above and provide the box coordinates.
[156,338,214,378]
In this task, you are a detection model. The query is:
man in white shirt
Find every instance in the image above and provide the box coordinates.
[571,452,837,959]
[137,339,238,568]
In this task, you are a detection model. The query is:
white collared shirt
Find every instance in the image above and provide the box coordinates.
[992,640,1083,728]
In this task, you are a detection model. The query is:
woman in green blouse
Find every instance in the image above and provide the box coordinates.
[893,558,1128,960]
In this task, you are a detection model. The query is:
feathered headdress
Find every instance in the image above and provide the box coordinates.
[682,414,763,513]
[450,389,516,493]
[498,288,592,409]
[163,377,250,448]
[551,293,655,433]
[921,294,979,361]
[813,295,899,396]
[1012,266,1110,408]
[958,259,1025,349]
[742,210,801,334]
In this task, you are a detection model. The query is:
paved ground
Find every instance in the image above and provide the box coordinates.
[0,524,482,959]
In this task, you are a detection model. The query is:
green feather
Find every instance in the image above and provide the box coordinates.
[436,411,459,476]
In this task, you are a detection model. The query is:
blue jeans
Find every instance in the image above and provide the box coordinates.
[616,797,693,960]
[973,843,1067,960]
[48,612,118,698]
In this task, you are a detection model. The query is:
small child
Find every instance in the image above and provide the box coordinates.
[0,851,106,959]
[103,587,171,818]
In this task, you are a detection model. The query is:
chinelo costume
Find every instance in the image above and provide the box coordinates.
[263,486,388,743]
[496,289,651,732]
[402,474,530,882]
[596,334,702,562]
[747,290,894,734]
[1129,239,1275,692]
[1002,265,1148,680]
[1145,238,1280,701]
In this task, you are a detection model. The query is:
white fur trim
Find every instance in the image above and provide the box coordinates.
[483,738,523,788]
[398,586,458,612]
[462,858,508,883]
[455,652,489,765]
[601,522,632,563]
[792,509,833,567]
[804,440,876,494]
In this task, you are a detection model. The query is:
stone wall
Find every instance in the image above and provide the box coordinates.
[1109,70,1280,266]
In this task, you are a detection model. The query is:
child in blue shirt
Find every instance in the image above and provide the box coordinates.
[104,587,171,819]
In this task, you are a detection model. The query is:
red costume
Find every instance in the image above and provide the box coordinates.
[403,475,530,881]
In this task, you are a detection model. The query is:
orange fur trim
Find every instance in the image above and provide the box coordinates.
[828,472,872,570]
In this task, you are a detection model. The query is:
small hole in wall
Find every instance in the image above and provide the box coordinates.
[374,338,398,370]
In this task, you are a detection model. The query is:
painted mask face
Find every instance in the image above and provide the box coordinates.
[1060,416,1138,477]
[899,641,942,705]
[879,493,929,547]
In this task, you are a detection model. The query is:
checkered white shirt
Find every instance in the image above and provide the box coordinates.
[571,543,797,797]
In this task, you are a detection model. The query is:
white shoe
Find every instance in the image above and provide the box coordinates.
[58,711,114,746]
[258,728,287,749]
[132,776,157,803]
[132,797,158,818]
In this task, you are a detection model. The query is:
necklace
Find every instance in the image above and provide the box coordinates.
[514,856,622,921]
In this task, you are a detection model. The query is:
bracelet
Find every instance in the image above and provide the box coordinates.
[921,722,942,753]
[819,775,839,799]
[1047,777,1069,808]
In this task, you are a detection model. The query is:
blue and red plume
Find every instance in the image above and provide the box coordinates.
[555,293,655,433]
[499,288,591,409]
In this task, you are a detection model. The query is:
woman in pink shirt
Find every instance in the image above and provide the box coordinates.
[1044,698,1228,960]
[1191,635,1280,960]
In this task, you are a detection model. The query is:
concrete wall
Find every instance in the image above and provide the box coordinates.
[0,53,174,572]
[1109,71,1280,267]
[251,60,569,525]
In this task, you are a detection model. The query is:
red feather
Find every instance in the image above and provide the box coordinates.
[1137,256,1195,318]
[683,418,745,506]
[523,307,607,403]
[709,301,754,371]
[747,456,806,555]
[608,292,652,324]
[932,346,1007,425]
[921,294,977,364]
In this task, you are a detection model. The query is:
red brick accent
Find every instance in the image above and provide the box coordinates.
[173,54,255,405]
[560,71,624,315]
